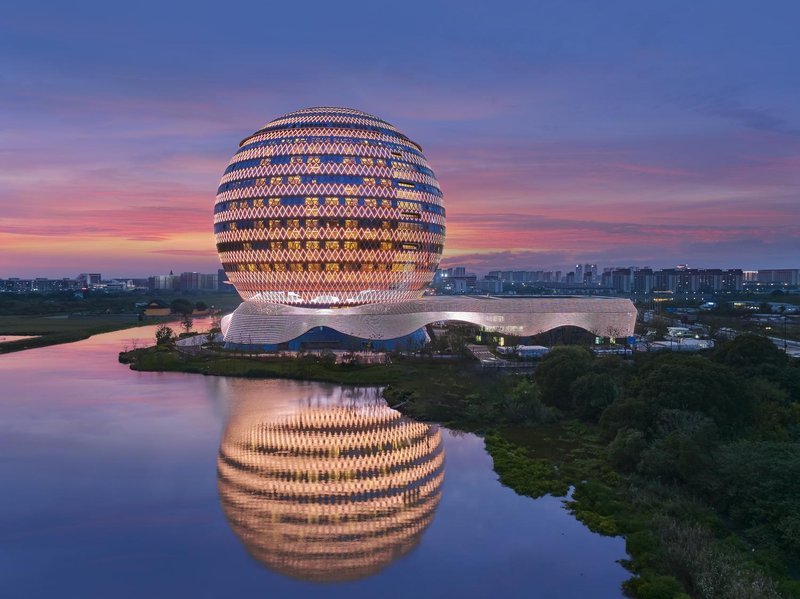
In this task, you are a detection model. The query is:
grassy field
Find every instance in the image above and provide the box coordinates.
[0,290,241,354]
[0,314,170,354]
[122,345,479,384]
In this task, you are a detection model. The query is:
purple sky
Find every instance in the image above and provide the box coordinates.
[1,1,798,277]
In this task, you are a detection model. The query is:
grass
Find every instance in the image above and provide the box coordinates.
[0,314,170,354]
[121,345,484,395]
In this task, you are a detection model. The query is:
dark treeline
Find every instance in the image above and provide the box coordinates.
[480,335,799,599]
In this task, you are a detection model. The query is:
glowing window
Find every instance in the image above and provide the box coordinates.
[326,241,340,250]
[325,263,339,272]
[287,241,301,250]
[344,241,358,250]
[345,197,357,206]
[306,219,319,228]
[344,219,358,229]
[271,241,283,250]
[325,197,339,206]
[308,263,321,272]
[306,240,320,249]
[380,242,393,251]
[269,197,280,206]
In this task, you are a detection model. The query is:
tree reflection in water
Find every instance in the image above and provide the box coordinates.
[217,385,444,582]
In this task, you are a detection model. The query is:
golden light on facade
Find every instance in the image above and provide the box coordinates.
[217,389,444,582]
[214,107,446,307]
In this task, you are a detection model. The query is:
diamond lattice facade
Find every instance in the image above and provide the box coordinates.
[216,106,638,347]
[215,107,445,307]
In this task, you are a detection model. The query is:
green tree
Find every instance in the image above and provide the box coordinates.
[170,298,193,315]
[505,378,557,423]
[155,324,176,346]
[712,334,787,371]
[632,354,754,429]
[195,301,208,311]
[606,428,646,472]
[599,397,654,440]
[535,346,594,410]
[180,314,193,335]
[570,372,621,420]
[714,441,800,557]
[637,410,718,486]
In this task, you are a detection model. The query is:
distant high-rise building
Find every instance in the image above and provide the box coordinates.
[756,269,799,285]
[584,264,598,283]
[149,274,179,291]
[78,273,101,287]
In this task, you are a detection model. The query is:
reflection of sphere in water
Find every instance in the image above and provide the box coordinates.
[217,395,444,582]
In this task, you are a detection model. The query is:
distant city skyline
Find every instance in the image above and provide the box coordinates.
[2,2,799,276]
[3,263,796,282]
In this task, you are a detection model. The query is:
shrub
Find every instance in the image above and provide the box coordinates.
[535,346,594,410]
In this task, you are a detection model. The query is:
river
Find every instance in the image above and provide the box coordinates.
[0,323,628,598]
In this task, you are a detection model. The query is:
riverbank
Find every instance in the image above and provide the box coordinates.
[119,336,800,598]
[119,344,500,427]
[0,314,172,354]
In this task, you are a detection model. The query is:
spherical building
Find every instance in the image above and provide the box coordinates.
[214,107,445,307]
[217,393,444,582]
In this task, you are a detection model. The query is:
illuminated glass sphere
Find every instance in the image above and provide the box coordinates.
[214,107,445,307]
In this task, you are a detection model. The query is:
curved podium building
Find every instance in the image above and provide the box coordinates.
[217,106,636,348]
[217,388,444,582]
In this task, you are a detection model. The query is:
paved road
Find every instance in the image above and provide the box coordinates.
[768,336,800,358]
[465,344,533,368]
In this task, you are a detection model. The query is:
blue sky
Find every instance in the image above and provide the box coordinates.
[1,0,798,276]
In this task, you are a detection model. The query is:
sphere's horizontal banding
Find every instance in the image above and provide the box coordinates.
[215,107,445,307]
[218,401,444,582]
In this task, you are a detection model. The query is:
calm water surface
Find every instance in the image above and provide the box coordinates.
[0,324,628,598]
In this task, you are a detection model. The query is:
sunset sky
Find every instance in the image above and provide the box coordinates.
[1,1,799,277]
